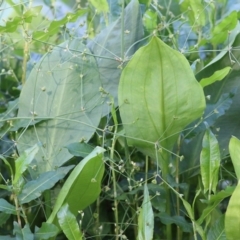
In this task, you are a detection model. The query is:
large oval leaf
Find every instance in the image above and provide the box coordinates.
[47,146,105,225]
[17,39,103,173]
[118,36,205,172]
[229,136,240,179]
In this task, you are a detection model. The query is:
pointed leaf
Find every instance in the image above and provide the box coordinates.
[229,136,240,179]
[200,67,231,88]
[13,144,39,185]
[200,127,221,194]
[35,223,59,240]
[18,166,74,204]
[137,184,154,240]
[119,36,205,161]
[0,199,17,215]
[225,181,240,240]
[211,11,238,45]
[47,147,105,224]
[57,204,82,240]
[87,0,144,114]
[17,39,103,174]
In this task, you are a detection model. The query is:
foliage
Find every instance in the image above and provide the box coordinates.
[0,0,240,239]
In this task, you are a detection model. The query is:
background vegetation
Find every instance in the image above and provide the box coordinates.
[0,0,240,239]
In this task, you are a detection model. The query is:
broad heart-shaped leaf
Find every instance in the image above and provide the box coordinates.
[87,0,144,114]
[137,184,154,240]
[35,223,59,240]
[17,39,103,174]
[0,199,17,215]
[225,181,240,240]
[118,36,205,175]
[13,144,39,185]
[47,146,105,225]
[200,127,221,194]
[229,136,240,179]
[57,204,82,240]
[18,166,74,204]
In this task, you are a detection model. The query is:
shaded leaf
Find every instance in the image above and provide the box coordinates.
[87,0,144,114]
[207,215,226,240]
[18,166,74,204]
[57,204,82,240]
[65,142,94,158]
[157,213,192,232]
[137,184,154,240]
[0,199,17,215]
[35,222,59,240]
[47,147,105,225]
[13,222,34,240]
[17,39,103,174]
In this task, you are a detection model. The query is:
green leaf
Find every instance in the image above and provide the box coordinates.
[18,166,74,204]
[0,199,17,215]
[87,0,144,114]
[143,9,157,32]
[57,204,82,240]
[23,6,42,23]
[65,142,94,158]
[207,215,226,240]
[89,0,109,13]
[137,184,154,240]
[13,144,39,185]
[180,0,206,27]
[17,39,103,174]
[211,11,238,45]
[13,222,34,240]
[200,127,221,194]
[200,67,231,88]
[47,147,105,225]
[118,36,205,175]
[35,222,59,240]
[229,136,240,179]
[33,9,88,41]
[225,181,240,240]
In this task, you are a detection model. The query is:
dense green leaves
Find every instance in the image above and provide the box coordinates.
[0,199,17,215]
[35,223,59,240]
